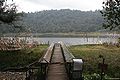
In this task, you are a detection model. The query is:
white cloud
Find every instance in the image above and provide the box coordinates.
[13,0,103,12]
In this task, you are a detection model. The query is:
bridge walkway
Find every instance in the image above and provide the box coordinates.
[46,43,69,80]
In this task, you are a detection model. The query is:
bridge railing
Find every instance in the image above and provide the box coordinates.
[60,42,75,62]
[60,42,83,80]
[60,42,74,79]
[39,43,55,63]
[37,43,55,80]
[22,43,55,80]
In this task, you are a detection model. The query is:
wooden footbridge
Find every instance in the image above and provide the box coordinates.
[46,43,68,80]
[38,42,83,80]
[1,42,83,80]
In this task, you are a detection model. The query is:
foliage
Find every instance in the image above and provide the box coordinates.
[118,37,120,43]
[0,45,48,71]
[0,0,19,24]
[84,73,110,80]
[0,0,24,33]
[0,9,104,33]
[101,0,120,30]
[84,73,105,80]
[69,44,120,78]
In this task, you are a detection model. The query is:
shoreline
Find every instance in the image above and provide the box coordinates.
[0,32,120,38]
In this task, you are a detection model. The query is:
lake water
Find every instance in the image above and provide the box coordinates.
[30,37,118,45]
[2,37,119,45]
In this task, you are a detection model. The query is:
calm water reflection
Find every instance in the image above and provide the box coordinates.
[31,37,118,45]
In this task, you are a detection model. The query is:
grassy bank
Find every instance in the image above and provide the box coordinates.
[69,44,120,78]
[0,44,48,70]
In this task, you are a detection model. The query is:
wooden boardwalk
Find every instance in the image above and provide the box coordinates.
[46,43,69,80]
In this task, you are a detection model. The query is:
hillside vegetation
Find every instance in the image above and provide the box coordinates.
[0,9,104,33]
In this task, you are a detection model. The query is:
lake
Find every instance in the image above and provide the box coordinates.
[1,37,119,45]
[30,37,118,45]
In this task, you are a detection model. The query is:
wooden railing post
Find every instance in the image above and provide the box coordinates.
[60,42,84,80]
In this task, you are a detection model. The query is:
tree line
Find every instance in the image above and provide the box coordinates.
[0,9,105,33]
[1,0,120,33]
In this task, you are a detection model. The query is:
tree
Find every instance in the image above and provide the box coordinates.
[0,0,24,32]
[101,0,120,30]
[0,0,22,25]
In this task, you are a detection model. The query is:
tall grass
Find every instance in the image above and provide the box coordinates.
[0,44,48,70]
[69,44,120,78]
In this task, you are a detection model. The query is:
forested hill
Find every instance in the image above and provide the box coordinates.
[0,9,104,33]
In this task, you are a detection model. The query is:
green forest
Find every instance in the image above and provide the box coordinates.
[0,9,105,33]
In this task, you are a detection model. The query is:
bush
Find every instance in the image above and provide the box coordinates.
[84,73,107,80]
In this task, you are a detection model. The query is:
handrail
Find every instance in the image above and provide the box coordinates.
[39,43,54,63]
[60,42,75,62]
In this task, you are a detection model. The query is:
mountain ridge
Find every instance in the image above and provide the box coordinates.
[0,9,104,33]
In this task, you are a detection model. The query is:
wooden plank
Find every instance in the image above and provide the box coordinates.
[46,43,69,80]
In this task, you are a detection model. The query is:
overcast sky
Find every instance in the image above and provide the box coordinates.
[11,0,104,12]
